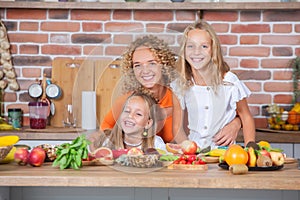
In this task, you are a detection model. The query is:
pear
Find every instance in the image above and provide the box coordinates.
[256,155,272,167]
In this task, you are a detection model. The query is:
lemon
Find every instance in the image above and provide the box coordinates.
[0,146,16,164]
[258,141,271,149]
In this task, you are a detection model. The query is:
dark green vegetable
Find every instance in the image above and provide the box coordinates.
[52,134,91,170]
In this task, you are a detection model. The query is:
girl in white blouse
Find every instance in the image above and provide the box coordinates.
[172,20,256,149]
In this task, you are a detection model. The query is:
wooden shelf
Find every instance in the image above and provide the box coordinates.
[0,1,299,10]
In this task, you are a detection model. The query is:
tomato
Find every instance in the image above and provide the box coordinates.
[173,160,180,164]
[179,155,187,161]
[187,155,196,162]
[179,160,187,164]
[224,144,249,166]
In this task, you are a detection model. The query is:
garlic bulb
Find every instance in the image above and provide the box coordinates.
[0,20,19,91]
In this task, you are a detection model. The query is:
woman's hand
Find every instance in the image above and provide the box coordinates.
[213,117,242,146]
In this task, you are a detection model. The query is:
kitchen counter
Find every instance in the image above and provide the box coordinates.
[0,162,299,190]
[1,127,300,143]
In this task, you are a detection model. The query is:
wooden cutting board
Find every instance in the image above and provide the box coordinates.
[51,58,82,127]
[95,60,122,125]
[51,58,121,128]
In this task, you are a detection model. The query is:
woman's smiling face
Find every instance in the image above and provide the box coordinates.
[120,96,152,135]
[132,46,163,89]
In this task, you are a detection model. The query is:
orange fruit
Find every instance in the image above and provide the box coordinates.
[224,144,248,166]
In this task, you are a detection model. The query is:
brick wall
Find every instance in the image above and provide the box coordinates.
[0,8,300,127]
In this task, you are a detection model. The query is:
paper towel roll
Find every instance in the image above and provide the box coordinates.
[81,91,96,130]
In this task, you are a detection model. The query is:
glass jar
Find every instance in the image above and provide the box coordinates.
[8,108,22,128]
[28,102,48,129]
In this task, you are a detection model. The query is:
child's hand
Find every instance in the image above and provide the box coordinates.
[87,131,101,152]
[213,117,241,146]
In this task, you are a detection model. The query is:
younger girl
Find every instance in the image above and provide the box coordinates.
[173,20,255,149]
[89,92,166,152]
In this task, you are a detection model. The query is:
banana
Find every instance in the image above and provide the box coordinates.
[0,146,16,163]
[291,102,300,113]
[0,135,19,147]
[0,123,14,131]
[207,148,226,157]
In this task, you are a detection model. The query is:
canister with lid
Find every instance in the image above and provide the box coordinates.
[8,108,22,128]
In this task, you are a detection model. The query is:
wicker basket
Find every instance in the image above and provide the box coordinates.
[0,145,13,161]
[127,154,159,168]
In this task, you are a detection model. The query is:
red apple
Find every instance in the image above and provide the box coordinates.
[269,151,285,166]
[14,148,29,166]
[181,140,198,155]
[259,149,271,158]
[28,147,46,167]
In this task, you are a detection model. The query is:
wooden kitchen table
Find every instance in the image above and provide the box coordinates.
[0,161,299,200]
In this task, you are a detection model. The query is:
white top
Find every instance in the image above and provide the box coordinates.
[171,71,251,149]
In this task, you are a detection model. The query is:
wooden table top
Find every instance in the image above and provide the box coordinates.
[1,127,300,143]
[0,162,299,190]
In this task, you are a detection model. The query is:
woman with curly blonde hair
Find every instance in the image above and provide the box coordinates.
[101,35,187,143]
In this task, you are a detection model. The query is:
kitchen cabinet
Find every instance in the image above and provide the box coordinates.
[0,162,299,200]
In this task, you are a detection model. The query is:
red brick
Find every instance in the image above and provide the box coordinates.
[240,59,259,68]
[3,92,17,102]
[82,22,103,32]
[203,11,238,22]
[224,58,238,69]
[19,45,39,54]
[22,68,42,78]
[264,82,292,92]
[231,24,270,33]
[234,70,271,80]
[273,71,292,80]
[273,24,292,33]
[247,94,272,104]
[10,44,17,54]
[48,10,69,19]
[83,46,103,56]
[175,11,196,21]
[240,11,261,22]
[255,118,268,128]
[19,22,39,31]
[264,10,300,22]
[42,45,81,55]
[273,47,292,57]
[7,9,46,20]
[274,94,293,104]
[296,24,300,33]
[261,59,290,69]
[114,35,133,44]
[105,46,127,56]
[230,47,270,57]
[244,82,261,92]
[211,23,229,33]
[113,10,132,20]
[219,35,237,45]
[262,35,300,45]
[71,10,111,21]
[249,106,259,116]
[167,23,190,33]
[240,36,259,45]
[13,56,52,66]
[146,23,165,33]
[9,33,48,43]
[134,10,173,21]
[105,22,143,32]
[296,48,300,56]
[72,34,111,44]
[50,34,70,43]
[41,22,80,32]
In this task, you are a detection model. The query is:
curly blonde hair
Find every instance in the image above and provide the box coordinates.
[121,35,177,98]
[177,20,230,91]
